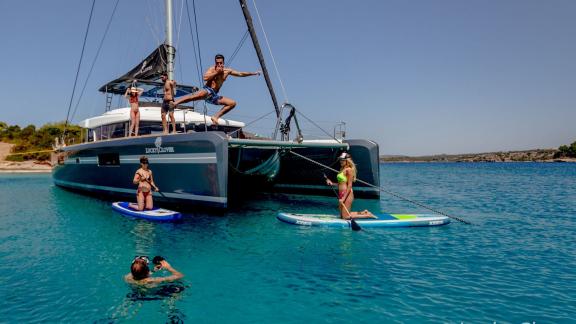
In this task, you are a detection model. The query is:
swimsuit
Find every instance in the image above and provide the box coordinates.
[137,189,151,198]
[337,172,347,183]
[203,86,222,105]
[337,171,349,199]
[129,94,138,104]
[136,171,152,197]
[161,99,174,113]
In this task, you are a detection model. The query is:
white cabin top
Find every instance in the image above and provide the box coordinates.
[79,106,245,129]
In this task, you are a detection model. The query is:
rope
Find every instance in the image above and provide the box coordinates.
[64,0,96,138]
[185,0,203,84]
[228,30,249,66]
[144,0,162,45]
[175,0,185,50]
[287,150,473,225]
[252,0,289,103]
[295,110,340,142]
[228,110,276,137]
[70,0,120,122]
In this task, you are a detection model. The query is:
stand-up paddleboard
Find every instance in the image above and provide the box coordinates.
[277,212,450,228]
[112,202,182,221]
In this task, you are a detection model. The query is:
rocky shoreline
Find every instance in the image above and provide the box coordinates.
[381,149,576,163]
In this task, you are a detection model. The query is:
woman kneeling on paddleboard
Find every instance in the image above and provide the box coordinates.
[326,153,376,219]
[130,156,159,211]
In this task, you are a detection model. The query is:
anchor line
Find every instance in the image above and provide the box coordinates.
[287,150,473,225]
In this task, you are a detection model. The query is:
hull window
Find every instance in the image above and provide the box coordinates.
[98,153,120,166]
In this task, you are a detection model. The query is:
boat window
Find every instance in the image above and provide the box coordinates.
[102,123,127,139]
[139,121,187,135]
[139,121,165,136]
[98,153,120,166]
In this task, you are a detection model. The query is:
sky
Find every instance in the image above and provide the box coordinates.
[0,0,574,156]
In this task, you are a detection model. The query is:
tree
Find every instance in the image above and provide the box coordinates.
[554,141,576,158]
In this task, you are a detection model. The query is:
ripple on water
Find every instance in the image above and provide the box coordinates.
[1,165,576,322]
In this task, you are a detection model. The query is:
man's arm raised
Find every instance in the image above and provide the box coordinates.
[148,260,184,284]
[227,69,261,77]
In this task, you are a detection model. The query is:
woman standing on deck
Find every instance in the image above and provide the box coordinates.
[129,156,159,211]
[124,83,143,137]
[326,153,376,219]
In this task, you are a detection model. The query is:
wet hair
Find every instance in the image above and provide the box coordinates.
[131,259,150,280]
[215,54,225,62]
[139,156,149,164]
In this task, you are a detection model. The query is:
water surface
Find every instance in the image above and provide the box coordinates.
[0,163,575,323]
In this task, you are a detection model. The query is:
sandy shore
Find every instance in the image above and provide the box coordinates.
[0,142,52,173]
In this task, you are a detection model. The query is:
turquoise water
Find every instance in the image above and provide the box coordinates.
[1,163,575,323]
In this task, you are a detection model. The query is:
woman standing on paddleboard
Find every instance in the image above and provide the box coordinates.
[130,156,159,211]
[326,153,375,219]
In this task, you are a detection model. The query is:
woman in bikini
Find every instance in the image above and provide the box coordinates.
[124,84,144,137]
[129,156,159,211]
[326,153,376,219]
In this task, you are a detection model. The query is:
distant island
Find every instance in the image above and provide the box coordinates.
[381,145,576,163]
[1,121,575,168]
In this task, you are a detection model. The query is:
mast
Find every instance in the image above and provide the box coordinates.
[238,0,280,118]
[165,0,174,80]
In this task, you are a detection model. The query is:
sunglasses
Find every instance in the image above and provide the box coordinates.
[141,161,149,164]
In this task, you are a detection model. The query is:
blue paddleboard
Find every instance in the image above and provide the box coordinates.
[112,202,182,221]
[277,212,450,228]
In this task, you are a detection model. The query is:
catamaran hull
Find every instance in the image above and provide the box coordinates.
[270,139,380,199]
[53,132,230,208]
[52,134,380,207]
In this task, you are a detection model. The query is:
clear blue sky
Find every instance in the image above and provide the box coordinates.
[1,0,574,155]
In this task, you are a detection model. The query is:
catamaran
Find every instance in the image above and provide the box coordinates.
[52,0,380,208]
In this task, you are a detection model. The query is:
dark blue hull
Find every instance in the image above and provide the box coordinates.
[53,134,381,208]
[270,139,380,199]
[53,132,229,207]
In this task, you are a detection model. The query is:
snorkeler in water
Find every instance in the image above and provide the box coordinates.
[125,256,183,285]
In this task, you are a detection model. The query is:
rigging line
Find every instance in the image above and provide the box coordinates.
[64,0,96,134]
[252,0,289,103]
[295,110,340,142]
[228,30,249,66]
[184,0,202,84]
[175,0,185,80]
[287,150,473,225]
[175,0,185,50]
[144,0,162,45]
[191,0,204,75]
[228,110,276,137]
[70,0,120,122]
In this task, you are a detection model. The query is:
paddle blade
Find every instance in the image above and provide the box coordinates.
[350,219,362,231]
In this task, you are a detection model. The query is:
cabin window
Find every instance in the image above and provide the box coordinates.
[98,153,120,166]
[101,123,126,140]
[139,121,186,135]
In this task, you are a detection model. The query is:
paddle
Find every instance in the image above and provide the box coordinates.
[141,175,167,199]
[323,173,362,231]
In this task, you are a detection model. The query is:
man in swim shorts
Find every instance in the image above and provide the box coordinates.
[171,54,261,126]
[161,73,177,134]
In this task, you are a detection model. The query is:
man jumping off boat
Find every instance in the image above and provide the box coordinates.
[161,73,177,134]
[171,54,261,125]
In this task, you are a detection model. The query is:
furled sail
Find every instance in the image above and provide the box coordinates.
[98,44,197,98]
